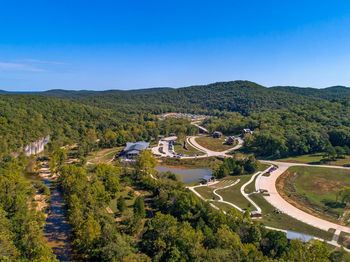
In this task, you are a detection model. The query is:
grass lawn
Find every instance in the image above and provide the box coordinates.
[244,174,258,194]
[277,153,350,167]
[216,175,253,211]
[194,186,219,200]
[276,166,350,224]
[338,232,350,248]
[174,137,205,156]
[212,201,235,212]
[195,136,235,152]
[249,193,334,241]
[244,163,270,194]
[160,157,223,170]
[86,147,121,166]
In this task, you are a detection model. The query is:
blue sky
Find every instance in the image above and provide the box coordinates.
[1,0,350,91]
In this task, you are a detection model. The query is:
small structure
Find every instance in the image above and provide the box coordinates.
[250,211,262,218]
[242,129,254,136]
[120,141,149,159]
[212,131,223,138]
[226,136,238,145]
[200,175,215,184]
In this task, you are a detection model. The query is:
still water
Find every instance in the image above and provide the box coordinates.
[155,166,212,184]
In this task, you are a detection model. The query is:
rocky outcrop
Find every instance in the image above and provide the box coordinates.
[23,136,50,156]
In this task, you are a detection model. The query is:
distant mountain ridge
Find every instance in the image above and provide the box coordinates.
[2,81,350,115]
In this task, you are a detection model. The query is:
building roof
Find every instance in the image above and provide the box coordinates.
[127,150,141,155]
[203,175,213,181]
[124,141,149,153]
[250,211,261,215]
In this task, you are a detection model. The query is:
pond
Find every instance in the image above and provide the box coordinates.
[155,166,212,184]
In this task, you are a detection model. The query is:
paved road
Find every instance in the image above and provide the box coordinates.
[187,180,243,212]
[151,136,177,157]
[184,135,244,158]
[240,166,272,213]
[257,160,350,236]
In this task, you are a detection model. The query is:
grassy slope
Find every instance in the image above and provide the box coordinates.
[195,136,234,152]
[249,193,333,240]
[86,147,121,166]
[194,187,219,200]
[277,166,350,224]
[216,175,253,210]
[160,157,223,169]
[174,137,205,156]
[277,153,350,167]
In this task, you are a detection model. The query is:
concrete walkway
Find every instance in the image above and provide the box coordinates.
[182,135,244,159]
[187,179,243,212]
[257,160,350,237]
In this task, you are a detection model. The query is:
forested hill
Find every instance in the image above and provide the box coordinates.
[39,87,173,98]
[271,85,350,100]
[23,80,350,115]
[73,81,350,115]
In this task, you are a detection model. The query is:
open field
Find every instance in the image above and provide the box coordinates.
[244,163,270,194]
[249,193,334,240]
[276,166,350,224]
[194,186,219,200]
[160,156,223,169]
[86,147,121,166]
[338,232,350,248]
[212,201,236,212]
[216,175,252,210]
[195,136,234,152]
[277,153,350,167]
[174,137,205,156]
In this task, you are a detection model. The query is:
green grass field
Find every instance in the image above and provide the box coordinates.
[216,175,253,211]
[277,166,350,224]
[338,232,350,248]
[195,136,234,152]
[244,163,270,194]
[86,147,121,166]
[278,153,350,167]
[160,156,223,169]
[249,193,334,241]
[212,201,235,212]
[194,186,219,200]
[174,137,205,156]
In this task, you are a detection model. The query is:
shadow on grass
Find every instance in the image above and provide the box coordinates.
[322,200,346,209]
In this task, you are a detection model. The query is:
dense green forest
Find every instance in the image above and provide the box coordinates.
[0,156,57,261]
[2,80,350,260]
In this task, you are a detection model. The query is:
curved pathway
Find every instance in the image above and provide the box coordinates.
[257,160,350,238]
[240,166,273,213]
[187,179,243,212]
[182,135,244,159]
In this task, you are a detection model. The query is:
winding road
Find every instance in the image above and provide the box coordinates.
[154,122,350,246]
[257,160,350,240]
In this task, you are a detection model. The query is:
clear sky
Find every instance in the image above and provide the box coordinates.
[1,0,350,91]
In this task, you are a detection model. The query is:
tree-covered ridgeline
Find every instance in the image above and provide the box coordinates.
[202,99,350,158]
[0,94,197,159]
